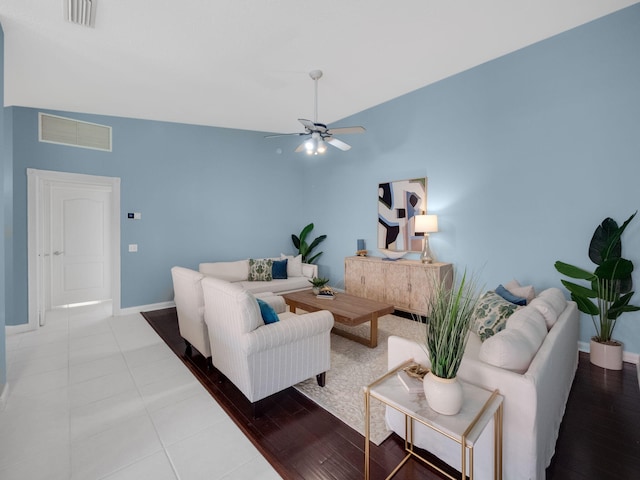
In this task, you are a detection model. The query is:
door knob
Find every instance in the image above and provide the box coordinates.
[53,250,64,256]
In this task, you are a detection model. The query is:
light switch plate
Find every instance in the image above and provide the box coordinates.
[128,244,138,252]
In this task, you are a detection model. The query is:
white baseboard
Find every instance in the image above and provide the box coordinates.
[0,382,9,411]
[117,301,175,316]
[5,323,34,336]
[578,340,640,365]
[6,301,177,333]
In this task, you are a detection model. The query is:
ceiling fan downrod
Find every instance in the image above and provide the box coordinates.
[309,69,323,123]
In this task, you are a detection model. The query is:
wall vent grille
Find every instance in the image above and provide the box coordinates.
[39,113,112,152]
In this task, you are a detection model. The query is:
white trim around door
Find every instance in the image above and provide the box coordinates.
[27,168,121,331]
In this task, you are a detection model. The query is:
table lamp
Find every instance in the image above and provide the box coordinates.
[414,214,438,264]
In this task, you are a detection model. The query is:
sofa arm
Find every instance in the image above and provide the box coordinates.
[254,292,286,314]
[301,263,318,279]
[243,310,334,354]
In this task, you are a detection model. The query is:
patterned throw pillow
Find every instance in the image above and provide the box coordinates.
[471,291,520,341]
[248,258,273,281]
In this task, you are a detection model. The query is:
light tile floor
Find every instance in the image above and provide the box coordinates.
[1,303,281,480]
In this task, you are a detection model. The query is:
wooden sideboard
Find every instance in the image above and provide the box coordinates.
[344,256,453,317]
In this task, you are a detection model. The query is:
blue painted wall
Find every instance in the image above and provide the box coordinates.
[10,108,307,319]
[6,5,640,357]
[306,5,640,355]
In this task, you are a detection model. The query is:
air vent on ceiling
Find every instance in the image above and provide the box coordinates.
[65,0,97,27]
[39,113,112,152]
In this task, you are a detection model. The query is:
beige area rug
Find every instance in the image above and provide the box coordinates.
[294,314,426,445]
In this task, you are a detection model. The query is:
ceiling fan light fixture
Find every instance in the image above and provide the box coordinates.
[65,0,97,28]
[305,138,316,155]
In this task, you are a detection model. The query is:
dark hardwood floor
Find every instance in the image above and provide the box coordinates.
[142,308,640,480]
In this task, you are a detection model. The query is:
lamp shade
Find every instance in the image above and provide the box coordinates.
[414,214,438,233]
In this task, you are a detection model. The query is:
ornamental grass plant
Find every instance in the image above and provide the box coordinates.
[426,270,482,379]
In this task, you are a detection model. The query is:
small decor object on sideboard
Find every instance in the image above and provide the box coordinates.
[555,211,639,370]
[378,248,407,260]
[423,269,481,415]
[356,238,367,257]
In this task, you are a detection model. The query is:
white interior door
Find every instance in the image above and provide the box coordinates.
[27,169,121,331]
[49,183,112,307]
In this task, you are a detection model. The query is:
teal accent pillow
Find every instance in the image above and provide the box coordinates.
[248,258,273,281]
[495,284,527,306]
[257,298,279,324]
[471,291,520,341]
[272,259,288,280]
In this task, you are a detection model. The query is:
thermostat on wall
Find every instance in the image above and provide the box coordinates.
[127,212,142,219]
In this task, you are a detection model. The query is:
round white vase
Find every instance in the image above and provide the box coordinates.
[422,371,463,415]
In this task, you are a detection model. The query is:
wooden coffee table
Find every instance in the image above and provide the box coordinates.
[282,290,394,348]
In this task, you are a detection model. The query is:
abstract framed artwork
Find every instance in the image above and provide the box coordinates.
[378,177,427,252]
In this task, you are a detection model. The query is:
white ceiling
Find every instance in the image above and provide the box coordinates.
[1,0,637,134]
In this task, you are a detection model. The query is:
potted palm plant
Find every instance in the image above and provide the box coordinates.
[555,212,639,370]
[292,223,326,264]
[423,270,481,415]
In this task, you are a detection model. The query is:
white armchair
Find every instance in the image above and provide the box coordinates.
[171,266,211,359]
[201,276,334,410]
[171,266,290,362]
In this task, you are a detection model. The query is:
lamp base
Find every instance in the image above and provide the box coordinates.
[420,235,433,264]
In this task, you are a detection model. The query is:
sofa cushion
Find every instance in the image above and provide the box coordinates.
[248,258,273,281]
[506,306,547,349]
[495,284,527,306]
[281,253,303,277]
[256,298,279,324]
[240,276,312,294]
[529,288,567,330]
[199,260,249,282]
[471,291,520,341]
[272,259,288,280]
[504,279,536,304]
[478,327,537,374]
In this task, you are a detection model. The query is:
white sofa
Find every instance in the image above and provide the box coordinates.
[199,254,317,294]
[201,276,334,407]
[386,288,579,480]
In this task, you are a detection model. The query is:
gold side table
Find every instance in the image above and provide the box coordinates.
[364,360,504,480]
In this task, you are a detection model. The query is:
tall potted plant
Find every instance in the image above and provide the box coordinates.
[423,270,481,415]
[292,223,326,264]
[555,212,639,370]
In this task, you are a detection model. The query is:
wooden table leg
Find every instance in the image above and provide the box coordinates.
[368,314,378,348]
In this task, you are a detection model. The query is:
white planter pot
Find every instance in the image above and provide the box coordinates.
[590,338,623,370]
[422,371,463,415]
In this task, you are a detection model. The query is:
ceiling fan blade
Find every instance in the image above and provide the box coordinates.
[326,126,366,135]
[294,141,307,153]
[326,136,352,151]
[298,119,316,130]
[264,132,305,138]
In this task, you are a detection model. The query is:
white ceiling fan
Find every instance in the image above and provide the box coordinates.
[266,70,366,155]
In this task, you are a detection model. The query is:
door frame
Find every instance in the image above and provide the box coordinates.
[27,168,121,330]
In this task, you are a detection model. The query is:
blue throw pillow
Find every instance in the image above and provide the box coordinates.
[272,259,288,280]
[495,284,527,306]
[256,298,279,324]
